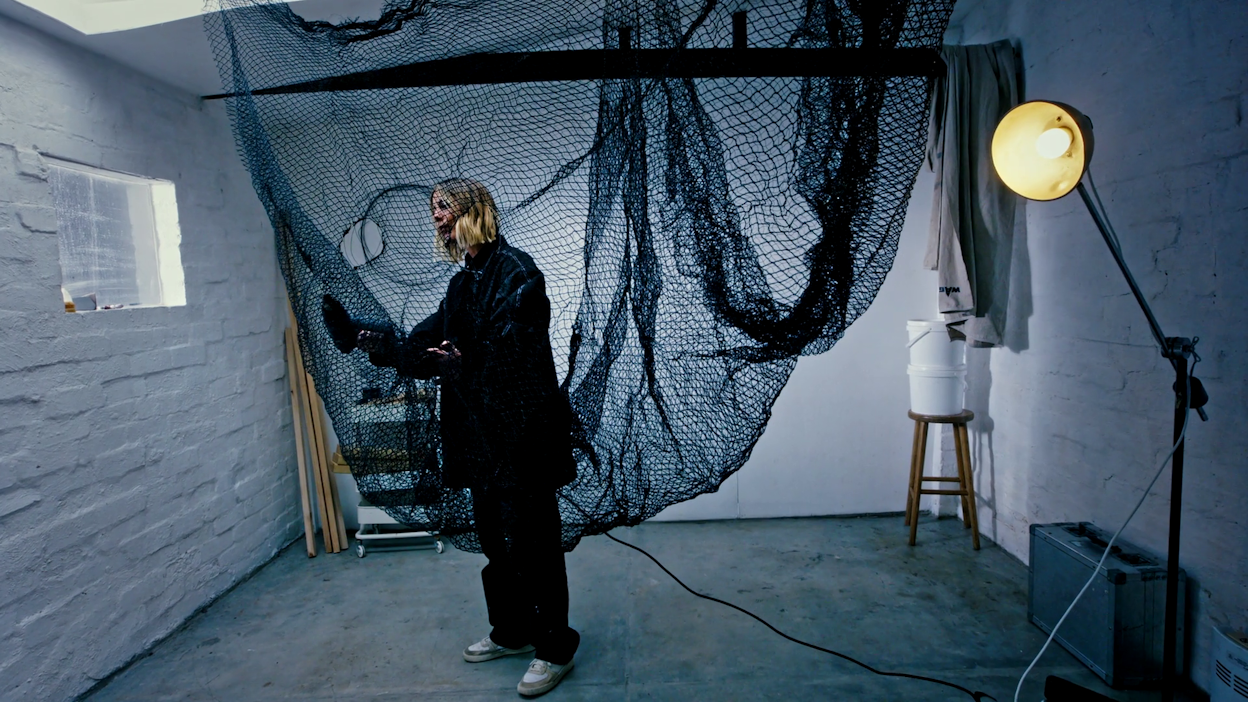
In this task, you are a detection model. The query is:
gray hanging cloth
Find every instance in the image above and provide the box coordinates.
[925,40,1021,346]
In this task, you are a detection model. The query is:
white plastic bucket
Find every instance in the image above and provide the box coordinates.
[907,364,967,416]
[906,319,965,369]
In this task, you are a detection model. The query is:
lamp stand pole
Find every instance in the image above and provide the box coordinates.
[1163,350,1189,701]
[1074,182,1206,700]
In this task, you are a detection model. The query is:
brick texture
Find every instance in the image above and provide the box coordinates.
[948,0,1248,693]
[0,15,300,701]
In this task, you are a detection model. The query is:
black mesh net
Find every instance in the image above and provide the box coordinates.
[203,0,954,553]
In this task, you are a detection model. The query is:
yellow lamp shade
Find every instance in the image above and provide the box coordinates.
[991,101,1094,201]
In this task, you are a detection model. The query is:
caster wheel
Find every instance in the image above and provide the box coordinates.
[356,542,366,558]
[435,540,444,554]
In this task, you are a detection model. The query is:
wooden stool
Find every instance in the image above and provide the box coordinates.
[905,409,980,550]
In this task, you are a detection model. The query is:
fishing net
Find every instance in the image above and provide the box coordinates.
[203,0,954,553]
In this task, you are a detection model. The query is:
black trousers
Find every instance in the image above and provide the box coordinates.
[472,482,579,665]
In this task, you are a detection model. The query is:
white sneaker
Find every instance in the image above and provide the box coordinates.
[517,658,573,697]
[462,635,535,663]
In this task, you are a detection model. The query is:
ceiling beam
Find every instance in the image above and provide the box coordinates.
[202,47,945,100]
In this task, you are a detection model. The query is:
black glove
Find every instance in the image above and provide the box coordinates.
[322,295,357,353]
[322,294,397,355]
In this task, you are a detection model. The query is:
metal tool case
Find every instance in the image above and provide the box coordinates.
[1029,522,1185,688]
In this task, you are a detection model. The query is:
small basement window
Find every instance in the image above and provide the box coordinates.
[48,158,185,312]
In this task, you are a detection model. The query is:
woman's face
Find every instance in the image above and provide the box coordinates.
[431,191,457,244]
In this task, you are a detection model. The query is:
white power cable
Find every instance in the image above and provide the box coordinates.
[1013,371,1192,702]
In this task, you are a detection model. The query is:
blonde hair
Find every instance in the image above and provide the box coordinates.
[432,178,499,262]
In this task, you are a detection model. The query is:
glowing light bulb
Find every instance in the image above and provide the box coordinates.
[993,101,1091,200]
[1035,127,1073,159]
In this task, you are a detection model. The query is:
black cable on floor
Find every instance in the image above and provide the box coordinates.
[604,531,996,702]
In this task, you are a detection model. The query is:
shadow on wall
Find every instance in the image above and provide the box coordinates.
[939,36,1034,540]
[1002,191,1033,354]
[966,347,997,541]
[967,196,1032,545]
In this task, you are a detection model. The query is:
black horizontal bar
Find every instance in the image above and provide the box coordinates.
[202,47,944,99]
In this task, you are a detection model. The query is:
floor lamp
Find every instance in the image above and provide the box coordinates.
[990,101,1209,701]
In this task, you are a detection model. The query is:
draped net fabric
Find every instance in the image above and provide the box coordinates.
[204,0,954,552]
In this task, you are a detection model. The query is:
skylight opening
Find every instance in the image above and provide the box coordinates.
[10,0,312,35]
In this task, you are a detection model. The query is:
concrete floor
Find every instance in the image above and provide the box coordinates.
[86,515,1206,701]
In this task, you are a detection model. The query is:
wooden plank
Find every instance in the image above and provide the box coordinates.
[308,374,349,548]
[285,327,317,558]
[288,309,338,554]
[302,368,339,553]
[288,300,347,554]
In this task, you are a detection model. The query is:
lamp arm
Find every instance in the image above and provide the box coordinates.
[1075,182,1172,357]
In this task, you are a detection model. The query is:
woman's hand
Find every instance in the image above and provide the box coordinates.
[426,340,462,379]
[357,330,390,354]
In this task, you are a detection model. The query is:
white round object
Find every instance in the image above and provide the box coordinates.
[907,364,967,416]
[1035,127,1073,159]
[906,319,966,369]
[991,101,1092,201]
[340,218,385,268]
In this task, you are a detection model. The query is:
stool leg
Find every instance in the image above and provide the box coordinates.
[909,420,928,546]
[905,419,923,527]
[953,424,972,529]
[956,423,981,550]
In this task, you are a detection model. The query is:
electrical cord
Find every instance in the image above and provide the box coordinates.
[603,530,997,701]
[425,165,1183,700]
[597,171,1200,701]
[1012,365,1194,702]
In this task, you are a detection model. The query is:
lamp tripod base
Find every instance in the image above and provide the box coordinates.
[1043,676,1116,702]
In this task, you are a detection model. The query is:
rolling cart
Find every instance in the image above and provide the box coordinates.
[346,385,445,558]
[355,497,443,557]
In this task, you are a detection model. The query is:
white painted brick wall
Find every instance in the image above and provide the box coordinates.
[948,0,1248,692]
[0,15,301,701]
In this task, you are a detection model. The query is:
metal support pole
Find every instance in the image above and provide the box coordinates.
[202,47,947,99]
[1076,181,1197,699]
[733,11,747,49]
[1076,183,1168,353]
[1161,351,1189,701]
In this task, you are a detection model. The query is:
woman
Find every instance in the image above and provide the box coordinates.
[348,178,579,696]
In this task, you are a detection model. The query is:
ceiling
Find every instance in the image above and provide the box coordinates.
[0,0,973,99]
[0,0,391,96]
[5,0,270,34]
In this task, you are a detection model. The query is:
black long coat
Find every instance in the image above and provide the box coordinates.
[375,237,577,491]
